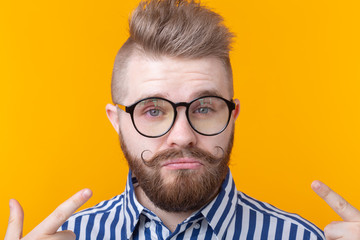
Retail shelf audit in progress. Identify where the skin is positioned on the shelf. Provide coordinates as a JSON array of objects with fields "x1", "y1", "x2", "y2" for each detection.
[
  {"x1": 312, "y1": 181, "x2": 360, "y2": 239},
  {"x1": 5, "y1": 189, "x2": 92, "y2": 240},
  {"x1": 4, "y1": 55, "x2": 360, "y2": 239},
  {"x1": 106, "y1": 54, "x2": 240, "y2": 231}
]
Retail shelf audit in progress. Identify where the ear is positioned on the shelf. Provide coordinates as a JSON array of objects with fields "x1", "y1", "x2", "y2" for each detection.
[
  {"x1": 105, "y1": 104, "x2": 120, "y2": 134},
  {"x1": 233, "y1": 99, "x2": 240, "y2": 120}
]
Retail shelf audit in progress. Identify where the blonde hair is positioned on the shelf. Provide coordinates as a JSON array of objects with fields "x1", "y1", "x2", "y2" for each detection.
[{"x1": 112, "y1": 0, "x2": 235, "y2": 103}]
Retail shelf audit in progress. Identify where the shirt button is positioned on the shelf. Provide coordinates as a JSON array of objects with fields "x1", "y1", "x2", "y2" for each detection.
[
  {"x1": 194, "y1": 223, "x2": 200, "y2": 229},
  {"x1": 145, "y1": 222, "x2": 151, "y2": 228}
]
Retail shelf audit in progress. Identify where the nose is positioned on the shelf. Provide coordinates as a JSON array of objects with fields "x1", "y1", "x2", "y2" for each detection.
[{"x1": 166, "y1": 107, "x2": 197, "y2": 148}]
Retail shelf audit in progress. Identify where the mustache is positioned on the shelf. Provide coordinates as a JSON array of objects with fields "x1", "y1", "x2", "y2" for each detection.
[{"x1": 141, "y1": 146, "x2": 226, "y2": 168}]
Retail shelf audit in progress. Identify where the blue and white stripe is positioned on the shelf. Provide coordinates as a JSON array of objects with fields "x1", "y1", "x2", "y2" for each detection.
[{"x1": 60, "y1": 170, "x2": 325, "y2": 239}]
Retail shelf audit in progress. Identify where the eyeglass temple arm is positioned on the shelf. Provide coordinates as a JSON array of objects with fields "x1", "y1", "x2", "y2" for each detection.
[{"x1": 115, "y1": 104, "x2": 126, "y2": 112}]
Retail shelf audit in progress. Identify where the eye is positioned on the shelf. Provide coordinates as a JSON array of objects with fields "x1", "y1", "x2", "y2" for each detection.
[
  {"x1": 195, "y1": 107, "x2": 210, "y2": 114},
  {"x1": 147, "y1": 108, "x2": 162, "y2": 117}
]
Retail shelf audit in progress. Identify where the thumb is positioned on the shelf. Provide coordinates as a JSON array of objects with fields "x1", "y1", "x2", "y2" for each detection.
[{"x1": 5, "y1": 199, "x2": 24, "y2": 240}]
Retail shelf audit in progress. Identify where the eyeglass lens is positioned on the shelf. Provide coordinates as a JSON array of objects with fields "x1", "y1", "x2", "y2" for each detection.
[{"x1": 132, "y1": 97, "x2": 231, "y2": 137}]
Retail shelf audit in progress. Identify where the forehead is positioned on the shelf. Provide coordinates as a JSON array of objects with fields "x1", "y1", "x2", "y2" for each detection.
[{"x1": 123, "y1": 54, "x2": 232, "y2": 104}]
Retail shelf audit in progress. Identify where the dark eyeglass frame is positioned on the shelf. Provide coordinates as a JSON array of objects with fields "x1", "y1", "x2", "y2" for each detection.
[{"x1": 115, "y1": 95, "x2": 236, "y2": 138}]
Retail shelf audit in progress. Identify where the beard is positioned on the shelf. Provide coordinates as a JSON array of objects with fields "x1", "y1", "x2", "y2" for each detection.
[{"x1": 119, "y1": 130, "x2": 234, "y2": 213}]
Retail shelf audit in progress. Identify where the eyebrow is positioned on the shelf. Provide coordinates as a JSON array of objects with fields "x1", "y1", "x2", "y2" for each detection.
[
  {"x1": 136, "y1": 89, "x2": 225, "y2": 103},
  {"x1": 138, "y1": 92, "x2": 170, "y2": 100},
  {"x1": 190, "y1": 90, "x2": 223, "y2": 99}
]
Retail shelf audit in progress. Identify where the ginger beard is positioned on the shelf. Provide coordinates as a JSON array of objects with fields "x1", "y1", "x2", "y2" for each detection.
[{"x1": 119, "y1": 130, "x2": 234, "y2": 213}]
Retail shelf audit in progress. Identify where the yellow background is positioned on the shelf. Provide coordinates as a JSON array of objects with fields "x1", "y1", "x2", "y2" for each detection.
[{"x1": 1, "y1": 0, "x2": 360, "y2": 236}]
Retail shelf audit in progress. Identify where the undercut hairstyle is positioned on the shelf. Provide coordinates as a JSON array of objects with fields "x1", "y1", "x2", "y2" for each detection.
[{"x1": 111, "y1": 0, "x2": 235, "y2": 104}]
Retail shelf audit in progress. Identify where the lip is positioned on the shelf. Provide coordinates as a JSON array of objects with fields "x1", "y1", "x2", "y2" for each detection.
[{"x1": 162, "y1": 158, "x2": 203, "y2": 170}]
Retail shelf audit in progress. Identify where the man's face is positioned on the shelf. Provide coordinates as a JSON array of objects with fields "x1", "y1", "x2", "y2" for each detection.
[{"x1": 108, "y1": 54, "x2": 240, "y2": 212}]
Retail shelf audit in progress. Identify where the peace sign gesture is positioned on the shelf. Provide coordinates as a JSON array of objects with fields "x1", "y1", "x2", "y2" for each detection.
[
  {"x1": 312, "y1": 180, "x2": 360, "y2": 239},
  {"x1": 5, "y1": 189, "x2": 92, "y2": 240}
]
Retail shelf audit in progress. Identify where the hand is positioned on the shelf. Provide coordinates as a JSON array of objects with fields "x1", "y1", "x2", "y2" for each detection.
[
  {"x1": 5, "y1": 189, "x2": 92, "y2": 240},
  {"x1": 312, "y1": 180, "x2": 360, "y2": 239}
]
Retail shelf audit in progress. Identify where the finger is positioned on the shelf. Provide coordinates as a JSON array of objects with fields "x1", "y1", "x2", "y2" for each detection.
[
  {"x1": 324, "y1": 221, "x2": 360, "y2": 240},
  {"x1": 49, "y1": 230, "x2": 77, "y2": 240},
  {"x1": 4, "y1": 199, "x2": 24, "y2": 240},
  {"x1": 311, "y1": 180, "x2": 360, "y2": 221},
  {"x1": 33, "y1": 188, "x2": 92, "y2": 235},
  {"x1": 324, "y1": 221, "x2": 345, "y2": 240}
]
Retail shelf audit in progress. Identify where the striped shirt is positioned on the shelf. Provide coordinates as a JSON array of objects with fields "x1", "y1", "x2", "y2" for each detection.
[{"x1": 60, "y1": 170, "x2": 325, "y2": 239}]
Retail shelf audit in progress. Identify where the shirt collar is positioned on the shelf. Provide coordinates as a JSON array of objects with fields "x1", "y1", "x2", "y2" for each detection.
[
  {"x1": 200, "y1": 169, "x2": 238, "y2": 239},
  {"x1": 123, "y1": 169, "x2": 238, "y2": 239},
  {"x1": 123, "y1": 171, "x2": 144, "y2": 239}
]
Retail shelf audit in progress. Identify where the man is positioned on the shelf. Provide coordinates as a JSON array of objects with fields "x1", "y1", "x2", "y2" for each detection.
[{"x1": 5, "y1": 0, "x2": 360, "y2": 239}]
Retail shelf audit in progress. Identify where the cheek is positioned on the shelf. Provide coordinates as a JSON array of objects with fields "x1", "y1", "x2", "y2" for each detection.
[
  {"x1": 119, "y1": 116, "x2": 140, "y2": 154},
  {"x1": 205, "y1": 124, "x2": 235, "y2": 151},
  {"x1": 119, "y1": 119, "x2": 163, "y2": 157},
  {"x1": 197, "y1": 134, "x2": 229, "y2": 153}
]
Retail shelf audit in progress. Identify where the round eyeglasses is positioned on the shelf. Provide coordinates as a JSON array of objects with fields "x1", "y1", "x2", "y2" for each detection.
[{"x1": 115, "y1": 96, "x2": 236, "y2": 138}]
